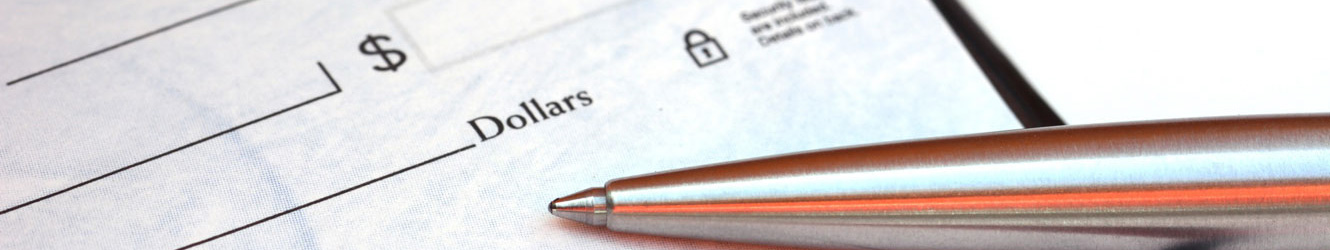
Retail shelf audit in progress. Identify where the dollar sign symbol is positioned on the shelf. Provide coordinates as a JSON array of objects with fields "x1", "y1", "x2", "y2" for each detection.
[{"x1": 359, "y1": 34, "x2": 407, "y2": 72}]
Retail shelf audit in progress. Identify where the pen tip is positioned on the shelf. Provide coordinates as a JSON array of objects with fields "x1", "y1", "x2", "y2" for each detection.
[{"x1": 549, "y1": 187, "x2": 608, "y2": 226}]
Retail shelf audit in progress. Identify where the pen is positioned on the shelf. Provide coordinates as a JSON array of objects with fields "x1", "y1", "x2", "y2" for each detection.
[{"x1": 549, "y1": 114, "x2": 1330, "y2": 249}]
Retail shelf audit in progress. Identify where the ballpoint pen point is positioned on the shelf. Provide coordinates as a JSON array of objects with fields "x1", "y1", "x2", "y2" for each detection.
[{"x1": 549, "y1": 188, "x2": 609, "y2": 226}]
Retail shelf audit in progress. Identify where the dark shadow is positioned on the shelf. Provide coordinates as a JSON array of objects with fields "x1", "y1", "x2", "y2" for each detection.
[{"x1": 932, "y1": 0, "x2": 1066, "y2": 128}]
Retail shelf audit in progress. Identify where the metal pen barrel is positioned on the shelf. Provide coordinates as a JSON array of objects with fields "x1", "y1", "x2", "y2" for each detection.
[{"x1": 551, "y1": 114, "x2": 1330, "y2": 249}]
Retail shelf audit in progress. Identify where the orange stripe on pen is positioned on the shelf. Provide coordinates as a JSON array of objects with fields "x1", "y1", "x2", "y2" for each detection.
[{"x1": 614, "y1": 183, "x2": 1330, "y2": 214}]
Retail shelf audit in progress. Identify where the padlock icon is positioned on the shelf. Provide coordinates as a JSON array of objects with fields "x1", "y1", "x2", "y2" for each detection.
[{"x1": 685, "y1": 30, "x2": 728, "y2": 68}]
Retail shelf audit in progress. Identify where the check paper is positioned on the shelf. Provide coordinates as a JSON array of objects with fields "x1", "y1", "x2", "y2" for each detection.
[{"x1": 0, "y1": 0, "x2": 1020, "y2": 248}]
